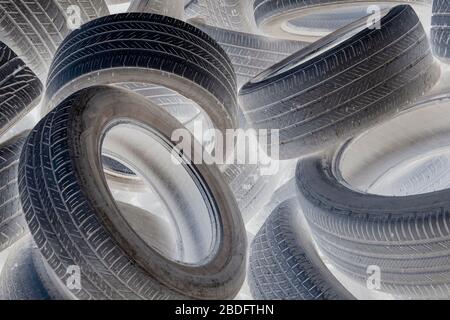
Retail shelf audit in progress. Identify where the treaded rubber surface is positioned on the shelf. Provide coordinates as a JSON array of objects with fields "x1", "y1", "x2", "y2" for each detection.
[
  {"x1": 186, "y1": 0, "x2": 257, "y2": 33},
  {"x1": 0, "y1": 132, "x2": 29, "y2": 252},
  {"x1": 431, "y1": 0, "x2": 450, "y2": 62},
  {"x1": 248, "y1": 200, "x2": 344, "y2": 300},
  {"x1": 194, "y1": 23, "x2": 307, "y2": 88},
  {"x1": 56, "y1": 0, "x2": 110, "y2": 22},
  {"x1": 296, "y1": 154, "x2": 450, "y2": 298},
  {"x1": 44, "y1": 13, "x2": 238, "y2": 130},
  {"x1": 19, "y1": 86, "x2": 246, "y2": 300},
  {"x1": 0, "y1": 42, "x2": 43, "y2": 136},
  {"x1": 19, "y1": 92, "x2": 183, "y2": 300},
  {"x1": 239, "y1": 5, "x2": 439, "y2": 159},
  {"x1": 0, "y1": 0, "x2": 69, "y2": 80}
]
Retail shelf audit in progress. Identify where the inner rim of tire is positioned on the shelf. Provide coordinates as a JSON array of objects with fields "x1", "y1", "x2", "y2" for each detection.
[
  {"x1": 101, "y1": 120, "x2": 220, "y2": 266},
  {"x1": 335, "y1": 95, "x2": 450, "y2": 196}
]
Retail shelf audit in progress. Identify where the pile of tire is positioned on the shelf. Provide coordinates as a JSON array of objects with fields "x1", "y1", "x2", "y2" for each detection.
[{"x1": 0, "y1": 0, "x2": 448, "y2": 301}]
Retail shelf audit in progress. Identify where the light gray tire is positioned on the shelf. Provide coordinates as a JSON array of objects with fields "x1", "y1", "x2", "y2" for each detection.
[
  {"x1": 431, "y1": 0, "x2": 450, "y2": 63},
  {"x1": 239, "y1": 5, "x2": 439, "y2": 160},
  {"x1": 19, "y1": 85, "x2": 246, "y2": 300},
  {"x1": 296, "y1": 95, "x2": 450, "y2": 298},
  {"x1": 192, "y1": 23, "x2": 307, "y2": 89},
  {"x1": 248, "y1": 199, "x2": 353, "y2": 300},
  {"x1": 0, "y1": 132, "x2": 30, "y2": 252},
  {"x1": 0, "y1": 237, "x2": 67, "y2": 300},
  {"x1": 56, "y1": 0, "x2": 109, "y2": 22},
  {"x1": 128, "y1": 0, "x2": 184, "y2": 19},
  {"x1": 185, "y1": 0, "x2": 258, "y2": 34},
  {"x1": 0, "y1": 0, "x2": 70, "y2": 80},
  {"x1": 254, "y1": 0, "x2": 431, "y2": 41},
  {"x1": 0, "y1": 42, "x2": 43, "y2": 137},
  {"x1": 43, "y1": 13, "x2": 239, "y2": 155}
]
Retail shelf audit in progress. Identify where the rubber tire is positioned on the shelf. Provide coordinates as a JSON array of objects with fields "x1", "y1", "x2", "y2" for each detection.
[
  {"x1": 128, "y1": 0, "x2": 184, "y2": 19},
  {"x1": 19, "y1": 85, "x2": 246, "y2": 300},
  {"x1": 0, "y1": 201, "x2": 176, "y2": 300},
  {"x1": 248, "y1": 199, "x2": 352, "y2": 300},
  {"x1": 254, "y1": 0, "x2": 431, "y2": 41},
  {"x1": 43, "y1": 13, "x2": 238, "y2": 140},
  {"x1": 0, "y1": 132, "x2": 30, "y2": 253},
  {"x1": 0, "y1": 237, "x2": 67, "y2": 300},
  {"x1": 295, "y1": 145, "x2": 450, "y2": 299},
  {"x1": 185, "y1": 0, "x2": 258, "y2": 34},
  {"x1": 0, "y1": 0, "x2": 70, "y2": 80},
  {"x1": 0, "y1": 42, "x2": 43, "y2": 137},
  {"x1": 192, "y1": 23, "x2": 307, "y2": 89},
  {"x1": 431, "y1": 0, "x2": 450, "y2": 63},
  {"x1": 56, "y1": 0, "x2": 110, "y2": 22},
  {"x1": 239, "y1": 5, "x2": 439, "y2": 160}
]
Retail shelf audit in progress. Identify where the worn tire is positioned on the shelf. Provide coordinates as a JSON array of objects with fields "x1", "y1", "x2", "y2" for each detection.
[
  {"x1": 0, "y1": 237, "x2": 68, "y2": 300},
  {"x1": 185, "y1": 0, "x2": 258, "y2": 33},
  {"x1": 193, "y1": 23, "x2": 307, "y2": 88},
  {"x1": 0, "y1": 0, "x2": 70, "y2": 80},
  {"x1": 19, "y1": 85, "x2": 246, "y2": 300},
  {"x1": 295, "y1": 94, "x2": 450, "y2": 298},
  {"x1": 56, "y1": 0, "x2": 109, "y2": 22},
  {"x1": 254, "y1": 0, "x2": 431, "y2": 41},
  {"x1": 239, "y1": 5, "x2": 439, "y2": 160},
  {"x1": 0, "y1": 132, "x2": 30, "y2": 252},
  {"x1": 431, "y1": 0, "x2": 450, "y2": 63},
  {"x1": 128, "y1": 0, "x2": 184, "y2": 19},
  {"x1": 43, "y1": 13, "x2": 238, "y2": 149},
  {"x1": 248, "y1": 199, "x2": 352, "y2": 300},
  {"x1": 0, "y1": 42, "x2": 43, "y2": 137}
]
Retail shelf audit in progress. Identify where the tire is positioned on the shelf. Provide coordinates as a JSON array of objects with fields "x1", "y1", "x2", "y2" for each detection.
[
  {"x1": 43, "y1": 13, "x2": 239, "y2": 153},
  {"x1": 239, "y1": 5, "x2": 440, "y2": 160},
  {"x1": 0, "y1": 0, "x2": 70, "y2": 80},
  {"x1": 192, "y1": 23, "x2": 307, "y2": 88},
  {"x1": 0, "y1": 42, "x2": 43, "y2": 137},
  {"x1": 0, "y1": 237, "x2": 67, "y2": 300},
  {"x1": 19, "y1": 85, "x2": 246, "y2": 300},
  {"x1": 253, "y1": 0, "x2": 431, "y2": 41},
  {"x1": 248, "y1": 199, "x2": 353, "y2": 300},
  {"x1": 0, "y1": 201, "x2": 176, "y2": 300},
  {"x1": 185, "y1": 0, "x2": 258, "y2": 34},
  {"x1": 128, "y1": 0, "x2": 184, "y2": 19},
  {"x1": 56, "y1": 0, "x2": 109, "y2": 22},
  {"x1": 295, "y1": 94, "x2": 450, "y2": 298},
  {"x1": 0, "y1": 132, "x2": 30, "y2": 253},
  {"x1": 222, "y1": 164, "x2": 268, "y2": 222},
  {"x1": 431, "y1": 0, "x2": 450, "y2": 63}
]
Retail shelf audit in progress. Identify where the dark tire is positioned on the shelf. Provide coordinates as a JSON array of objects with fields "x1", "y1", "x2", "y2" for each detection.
[
  {"x1": 192, "y1": 23, "x2": 307, "y2": 88},
  {"x1": 253, "y1": 0, "x2": 431, "y2": 41},
  {"x1": 0, "y1": 0, "x2": 70, "y2": 80},
  {"x1": 0, "y1": 42, "x2": 43, "y2": 137},
  {"x1": 431, "y1": 0, "x2": 450, "y2": 63},
  {"x1": 56, "y1": 0, "x2": 110, "y2": 22},
  {"x1": 44, "y1": 13, "x2": 239, "y2": 143},
  {"x1": 128, "y1": 0, "x2": 184, "y2": 19},
  {"x1": 0, "y1": 132, "x2": 30, "y2": 252},
  {"x1": 19, "y1": 86, "x2": 246, "y2": 300},
  {"x1": 295, "y1": 93, "x2": 450, "y2": 298},
  {"x1": 239, "y1": 5, "x2": 439, "y2": 160},
  {"x1": 185, "y1": 0, "x2": 258, "y2": 33},
  {"x1": 248, "y1": 199, "x2": 353, "y2": 300}
]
